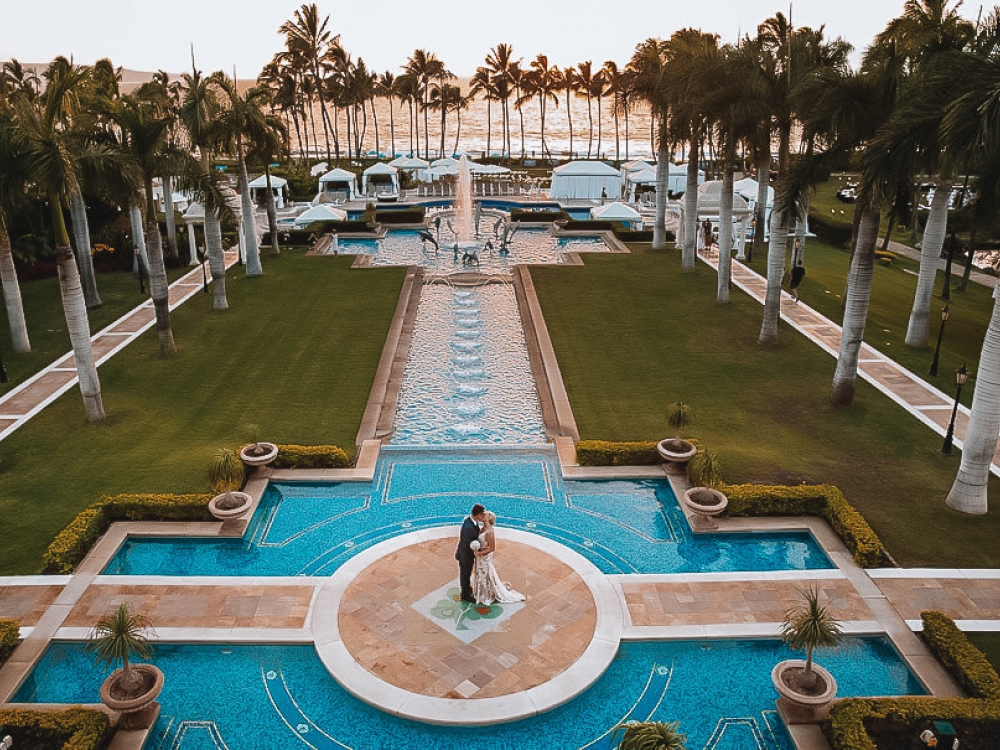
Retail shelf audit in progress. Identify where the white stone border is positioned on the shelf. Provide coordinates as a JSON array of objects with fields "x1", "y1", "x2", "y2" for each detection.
[{"x1": 311, "y1": 526, "x2": 625, "y2": 725}]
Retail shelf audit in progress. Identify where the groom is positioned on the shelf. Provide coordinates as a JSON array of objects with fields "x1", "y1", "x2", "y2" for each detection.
[{"x1": 455, "y1": 503, "x2": 486, "y2": 604}]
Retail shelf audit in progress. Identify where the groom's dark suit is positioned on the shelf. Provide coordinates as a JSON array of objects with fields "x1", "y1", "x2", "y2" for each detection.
[{"x1": 455, "y1": 516, "x2": 480, "y2": 602}]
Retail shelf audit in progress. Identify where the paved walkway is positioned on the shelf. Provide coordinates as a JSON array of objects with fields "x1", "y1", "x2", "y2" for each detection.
[
  {"x1": 0, "y1": 250, "x2": 239, "y2": 442},
  {"x1": 698, "y1": 248, "x2": 1000, "y2": 473}
]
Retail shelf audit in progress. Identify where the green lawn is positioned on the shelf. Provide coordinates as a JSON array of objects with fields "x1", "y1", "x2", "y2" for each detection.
[
  {"x1": 968, "y1": 633, "x2": 1000, "y2": 674},
  {"x1": 531, "y1": 248, "x2": 1000, "y2": 569},
  {"x1": 810, "y1": 176, "x2": 919, "y2": 246},
  {"x1": 0, "y1": 250, "x2": 405, "y2": 574},
  {"x1": 0, "y1": 266, "x2": 187, "y2": 395},
  {"x1": 744, "y1": 238, "x2": 994, "y2": 407}
]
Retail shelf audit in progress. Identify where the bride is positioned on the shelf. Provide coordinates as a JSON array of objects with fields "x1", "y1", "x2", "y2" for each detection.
[{"x1": 474, "y1": 511, "x2": 526, "y2": 605}]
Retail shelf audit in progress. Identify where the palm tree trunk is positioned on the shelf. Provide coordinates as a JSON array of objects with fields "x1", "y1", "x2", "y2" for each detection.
[
  {"x1": 238, "y1": 152, "x2": 262, "y2": 277},
  {"x1": 143, "y1": 186, "x2": 176, "y2": 356},
  {"x1": 70, "y1": 189, "x2": 102, "y2": 309},
  {"x1": 794, "y1": 195, "x2": 810, "y2": 263},
  {"x1": 162, "y1": 175, "x2": 178, "y2": 260},
  {"x1": 751, "y1": 154, "x2": 770, "y2": 262},
  {"x1": 51, "y1": 196, "x2": 104, "y2": 422},
  {"x1": 758, "y1": 208, "x2": 788, "y2": 344},
  {"x1": 204, "y1": 209, "x2": 228, "y2": 310},
  {"x1": 946, "y1": 287, "x2": 1000, "y2": 515},
  {"x1": 682, "y1": 139, "x2": 700, "y2": 272},
  {"x1": 0, "y1": 221, "x2": 30, "y2": 352},
  {"x1": 652, "y1": 135, "x2": 670, "y2": 251},
  {"x1": 264, "y1": 165, "x2": 280, "y2": 255},
  {"x1": 717, "y1": 163, "x2": 734, "y2": 303},
  {"x1": 129, "y1": 204, "x2": 149, "y2": 284},
  {"x1": 905, "y1": 181, "x2": 952, "y2": 346},
  {"x1": 831, "y1": 209, "x2": 879, "y2": 405},
  {"x1": 586, "y1": 96, "x2": 593, "y2": 159},
  {"x1": 388, "y1": 99, "x2": 396, "y2": 158},
  {"x1": 565, "y1": 90, "x2": 574, "y2": 157}
]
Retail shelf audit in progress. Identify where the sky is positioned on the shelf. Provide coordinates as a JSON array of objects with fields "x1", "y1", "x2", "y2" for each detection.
[{"x1": 2, "y1": 0, "x2": 984, "y2": 78}]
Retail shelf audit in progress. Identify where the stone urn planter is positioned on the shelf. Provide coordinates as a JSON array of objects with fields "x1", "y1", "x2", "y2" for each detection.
[
  {"x1": 100, "y1": 664, "x2": 164, "y2": 727},
  {"x1": 657, "y1": 438, "x2": 697, "y2": 473},
  {"x1": 208, "y1": 490, "x2": 253, "y2": 520},
  {"x1": 239, "y1": 441, "x2": 279, "y2": 466},
  {"x1": 682, "y1": 486, "x2": 729, "y2": 530},
  {"x1": 771, "y1": 660, "x2": 838, "y2": 723}
]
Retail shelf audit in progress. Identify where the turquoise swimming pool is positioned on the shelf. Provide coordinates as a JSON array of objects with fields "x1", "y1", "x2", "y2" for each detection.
[
  {"x1": 103, "y1": 448, "x2": 832, "y2": 576},
  {"x1": 14, "y1": 637, "x2": 924, "y2": 750}
]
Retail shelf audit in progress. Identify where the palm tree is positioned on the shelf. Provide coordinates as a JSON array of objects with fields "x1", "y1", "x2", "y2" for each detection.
[
  {"x1": 10, "y1": 60, "x2": 126, "y2": 421},
  {"x1": 469, "y1": 66, "x2": 496, "y2": 156},
  {"x1": 484, "y1": 44, "x2": 518, "y2": 157},
  {"x1": 86, "y1": 602, "x2": 154, "y2": 692},
  {"x1": 575, "y1": 61, "x2": 599, "y2": 159},
  {"x1": 528, "y1": 55, "x2": 560, "y2": 160},
  {"x1": 395, "y1": 73, "x2": 420, "y2": 157},
  {"x1": 179, "y1": 61, "x2": 229, "y2": 310},
  {"x1": 0, "y1": 110, "x2": 30, "y2": 353},
  {"x1": 615, "y1": 721, "x2": 687, "y2": 749},
  {"x1": 508, "y1": 62, "x2": 528, "y2": 159},
  {"x1": 279, "y1": 3, "x2": 337, "y2": 160},
  {"x1": 405, "y1": 50, "x2": 449, "y2": 159},
  {"x1": 780, "y1": 587, "x2": 842, "y2": 690},
  {"x1": 603, "y1": 60, "x2": 625, "y2": 162},
  {"x1": 557, "y1": 66, "x2": 580, "y2": 158},
  {"x1": 377, "y1": 71, "x2": 398, "y2": 157},
  {"x1": 430, "y1": 83, "x2": 465, "y2": 157}
]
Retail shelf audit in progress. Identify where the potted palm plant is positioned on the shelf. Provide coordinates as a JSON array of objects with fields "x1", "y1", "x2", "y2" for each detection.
[
  {"x1": 682, "y1": 450, "x2": 728, "y2": 530},
  {"x1": 614, "y1": 720, "x2": 687, "y2": 749},
  {"x1": 657, "y1": 402, "x2": 697, "y2": 471},
  {"x1": 88, "y1": 602, "x2": 163, "y2": 728},
  {"x1": 238, "y1": 424, "x2": 278, "y2": 466},
  {"x1": 772, "y1": 587, "x2": 842, "y2": 723},
  {"x1": 207, "y1": 447, "x2": 252, "y2": 520}
]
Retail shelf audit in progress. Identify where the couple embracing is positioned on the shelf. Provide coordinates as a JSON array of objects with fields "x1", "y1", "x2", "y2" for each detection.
[{"x1": 455, "y1": 504, "x2": 526, "y2": 606}]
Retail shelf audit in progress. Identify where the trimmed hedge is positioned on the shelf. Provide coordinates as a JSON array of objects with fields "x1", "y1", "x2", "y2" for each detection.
[
  {"x1": 576, "y1": 440, "x2": 660, "y2": 466},
  {"x1": 301, "y1": 220, "x2": 374, "y2": 234},
  {"x1": 0, "y1": 707, "x2": 110, "y2": 750},
  {"x1": 564, "y1": 220, "x2": 617, "y2": 232},
  {"x1": 922, "y1": 611, "x2": 1000, "y2": 700},
  {"x1": 724, "y1": 483, "x2": 885, "y2": 567},
  {"x1": 273, "y1": 444, "x2": 350, "y2": 469},
  {"x1": 376, "y1": 206, "x2": 425, "y2": 224},
  {"x1": 510, "y1": 209, "x2": 569, "y2": 223},
  {"x1": 825, "y1": 612, "x2": 1000, "y2": 749},
  {"x1": 0, "y1": 618, "x2": 18, "y2": 665},
  {"x1": 43, "y1": 493, "x2": 212, "y2": 574},
  {"x1": 808, "y1": 210, "x2": 854, "y2": 248}
]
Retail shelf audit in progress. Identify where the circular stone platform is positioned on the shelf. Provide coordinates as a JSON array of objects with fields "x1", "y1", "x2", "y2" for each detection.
[{"x1": 311, "y1": 527, "x2": 623, "y2": 725}]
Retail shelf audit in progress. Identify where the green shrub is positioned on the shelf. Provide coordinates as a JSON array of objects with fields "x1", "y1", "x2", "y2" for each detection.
[
  {"x1": 724, "y1": 483, "x2": 885, "y2": 567},
  {"x1": 0, "y1": 618, "x2": 18, "y2": 665},
  {"x1": 922, "y1": 611, "x2": 1000, "y2": 700},
  {"x1": 808, "y1": 211, "x2": 854, "y2": 247},
  {"x1": 510, "y1": 209, "x2": 569, "y2": 223},
  {"x1": 273, "y1": 444, "x2": 350, "y2": 469},
  {"x1": 827, "y1": 697, "x2": 1000, "y2": 750},
  {"x1": 43, "y1": 493, "x2": 212, "y2": 574},
  {"x1": 261, "y1": 229, "x2": 314, "y2": 246},
  {"x1": 376, "y1": 206, "x2": 425, "y2": 224},
  {"x1": 0, "y1": 707, "x2": 110, "y2": 750},
  {"x1": 575, "y1": 440, "x2": 660, "y2": 466},
  {"x1": 564, "y1": 220, "x2": 616, "y2": 232},
  {"x1": 302, "y1": 220, "x2": 374, "y2": 234}
]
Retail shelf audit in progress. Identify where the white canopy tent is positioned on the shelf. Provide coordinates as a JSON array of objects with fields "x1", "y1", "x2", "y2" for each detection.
[
  {"x1": 248, "y1": 174, "x2": 288, "y2": 209},
  {"x1": 361, "y1": 162, "x2": 400, "y2": 196},
  {"x1": 624, "y1": 167, "x2": 658, "y2": 202},
  {"x1": 549, "y1": 160, "x2": 622, "y2": 200},
  {"x1": 294, "y1": 204, "x2": 348, "y2": 228},
  {"x1": 317, "y1": 168, "x2": 358, "y2": 203},
  {"x1": 733, "y1": 177, "x2": 774, "y2": 231},
  {"x1": 591, "y1": 201, "x2": 642, "y2": 229},
  {"x1": 676, "y1": 181, "x2": 752, "y2": 258},
  {"x1": 669, "y1": 163, "x2": 705, "y2": 195}
]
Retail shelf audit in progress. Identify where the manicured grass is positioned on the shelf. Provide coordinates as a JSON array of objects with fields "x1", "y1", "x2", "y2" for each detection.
[
  {"x1": 810, "y1": 176, "x2": 918, "y2": 246},
  {"x1": 968, "y1": 633, "x2": 1000, "y2": 674},
  {"x1": 531, "y1": 248, "x2": 1000, "y2": 568},
  {"x1": 0, "y1": 250, "x2": 405, "y2": 574},
  {"x1": 743, "y1": 238, "x2": 994, "y2": 408},
  {"x1": 0, "y1": 266, "x2": 187, "y2": 395}
]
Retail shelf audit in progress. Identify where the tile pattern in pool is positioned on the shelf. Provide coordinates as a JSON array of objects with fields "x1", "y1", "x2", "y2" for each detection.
[
  {"x1": 15, "y1": 637, "x2": 925, "y2": 750},
  {"x1": 332, "y1": 228, "x2": 610, "y2": 272},
  {"x1": 103, "y1": 447, "x2": 831, "y2": 576}
]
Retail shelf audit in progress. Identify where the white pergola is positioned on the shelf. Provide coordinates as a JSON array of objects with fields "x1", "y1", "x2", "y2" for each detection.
[
  {"x1": 248, "y1": 174, "x2": 288, "y2": 209},
  {"x1": 181, "y1": 191, "x2": 246, "y2": 267},
  {"x1": 677, "y1": 181, "x2": 752, "y2": 259}
]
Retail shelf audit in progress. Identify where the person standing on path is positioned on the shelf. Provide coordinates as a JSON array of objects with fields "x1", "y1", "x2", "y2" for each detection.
[
  {"x1": 790, "y1": 259, "x2": 806, "y2": 303},
  {"x1": 455, "y1": 504, "x2": 487, "y2": 604}
]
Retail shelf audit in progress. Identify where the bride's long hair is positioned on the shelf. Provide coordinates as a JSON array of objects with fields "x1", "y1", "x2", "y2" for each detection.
[{"x1": 484, "y1": 511, "x2": 496, "y2": 528}]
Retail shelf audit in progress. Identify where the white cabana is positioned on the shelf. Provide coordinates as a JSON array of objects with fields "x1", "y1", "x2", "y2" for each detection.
[
  {"x1": 591, "y1": 201, "x2": 642, "y2": 229},
  {"x1": 316, "y1": 168, "x2": 358, "y2": 203},
  {"x1": 733, "y1": 177, "x2": 775, "y2": 218},
  {"x1": 248, "y1": 174, "x2": 287, "y2": 209},
  {"x1": 310, "y1": 161, "x2": 329, "y2": 176},
  {"x1": 361, "y1": 162, "x2": 400, "y2": 196},
  {"x1": 294, "y1": 204, "x2": 348, "y2": 228},
  {"x1": 389, "y1": 156, "x2": 430, "y2": 171},
  {"x1": 623, "y1": 167, "x2": 658, "y2": 202},
  {"x1": 670, "y1": 163, "x2": 705, "y2": 195},
  {"x1": 679, "y1": 180, "x2": 752, "y2": 258},
  {"x1": 470, "y1": 163, "x2": 511, "y2": 175},
  {"x1": 549, "y1": 160, "x2": 622, "y2": 200}
]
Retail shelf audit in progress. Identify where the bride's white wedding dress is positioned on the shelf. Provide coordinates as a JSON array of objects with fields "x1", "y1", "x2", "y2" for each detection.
[{"x1": 474, "y1": 531, "x2": 526, "y2": 606}]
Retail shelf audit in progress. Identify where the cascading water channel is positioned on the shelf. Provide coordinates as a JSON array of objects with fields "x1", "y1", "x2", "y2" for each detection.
[{"x1": 392, "y1": 281, "x2": 546, "y2": 445}]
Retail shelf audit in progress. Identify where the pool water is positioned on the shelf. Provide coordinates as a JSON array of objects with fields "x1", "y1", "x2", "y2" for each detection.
[
  {"x1": 103, "y1": 447, "x2": 832, "y2": 576},
  {"x1": 332, "y1": 228, "x2": 610, "y2": 272},
  {"x1": 15, "y1": 637, "x2": 924, "y2": 750},
  {"x1": 393, "y1": 284, "x2": 547, "y2": 445}
]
